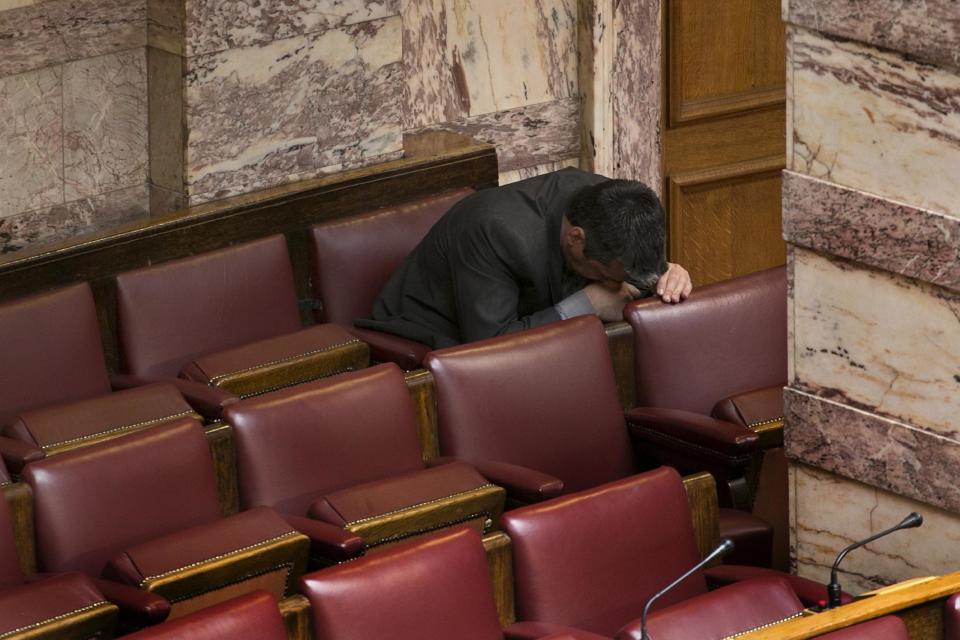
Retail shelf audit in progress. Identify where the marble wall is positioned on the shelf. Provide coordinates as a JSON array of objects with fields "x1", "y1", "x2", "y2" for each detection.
[{"x1": 783, "y1": 0, "x2": 960, "y2": 591}]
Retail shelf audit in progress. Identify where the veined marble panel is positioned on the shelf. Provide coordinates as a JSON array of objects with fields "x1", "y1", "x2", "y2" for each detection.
[
  {"x1": 401, "y1": 0, "x2": 465, "y2": 130},
  {"x1": 0, "y1": 0, "x2": 147, "y2": 78},
  {"x1": 784, "y1": 0, "x2": 960, "y2": 71},
  {"x1": 611, "y1": 0, "x2": 660, "y2": 187},
  {"x1": 788, "y1": 27, "x2": 960, "y2": 218},
  {"x1": 411, "y1": 97, "x2": 579, "y2": 173},
  {"x1": 184, "y1": 0, "x2": 399, "y2": 57},
  {"x1": 792, "y1": 463, "x2": 960, "y2": 593},
  {"x1": 63, "y1": 50, "x2": 149, "y2": 202},
  {"x1": 499, "y1": 158, "x2": 579, "y2": 185},
  {"x1": 0, "y1": 65, "x2": 62, "y2": 220},
  {"x1": 404, "y1": 0, "x2": 576, "y2": 122},
  {"x1": 786, "y1": 388, "x2": 960, "y2": 514},
  {"x1": 0, "y1": 184, "x2": 150, "y2": 254},
  {"x1": 184, "y1": 17, "x2": 402, "y2": 204},
  {"x1": 792, "y1": 248, "x2": 960, "y2": 437},
  {"x1": 783, "y1": 171, "x2": 960, "y2": 293}
]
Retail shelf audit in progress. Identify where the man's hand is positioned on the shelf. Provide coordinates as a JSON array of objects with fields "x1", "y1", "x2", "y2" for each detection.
[
  {"x1": 584, "y1": 281, "x2": 642, "y2": 322},
  {"x1": 656, "y1": 263, "x2": 692, "y2": 303}
]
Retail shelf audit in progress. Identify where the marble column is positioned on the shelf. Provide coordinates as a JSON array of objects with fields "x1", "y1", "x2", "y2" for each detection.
[{"x1": 782, "y1": 0, "x2": 960, "y2": 592}]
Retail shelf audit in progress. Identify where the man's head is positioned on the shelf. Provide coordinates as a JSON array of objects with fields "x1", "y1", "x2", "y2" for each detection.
[{"x1": 561, "y1": 179, "x2": 667, "y2": 295}]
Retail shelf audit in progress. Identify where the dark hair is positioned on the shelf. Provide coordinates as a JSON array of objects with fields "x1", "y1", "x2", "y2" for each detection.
[{"x1": 567, "y1": 179, "x2": 667, "y2": 293}]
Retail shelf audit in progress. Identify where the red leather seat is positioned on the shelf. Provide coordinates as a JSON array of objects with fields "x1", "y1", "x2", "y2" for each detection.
[
  {"x1": 115, "y1": 235, "x2": 369, "y2": 407},
  {"x1": 22, "y1": 418, "x2": 309, "y2": 625},
  {"x1": 225, "y1": 363, "x2": 504, "y2": 562},
  {"x1": 816, "y1": 616, "x2": 908, "y2": 639},
  {"x1": 947, "y1": 593, "x2": 960, "y2": 640},
  {"x1": 0, "y1": 283, "x2": 201, "y2": 474},
  {"x1": 300, "y1": 526, "x2": 606, "y2": 640},
  {"x1": 0, "y1": 474, "x2": 118, "y2": 639},
  {"x1": 500, "y1": 468, "x2": 820, "y2": 639},
  {"x1": 124, "y1": 591, "x2": 286, "y2": 640},
  {"x1": 423, "y1": 315, "x2": 768, "y2": 558},
  {"x1": 310, "y1": 189, "x2": 473, "y2": 369},
  {"x1": 625, "y1": 266, "x2": 788, "y2": 567}
]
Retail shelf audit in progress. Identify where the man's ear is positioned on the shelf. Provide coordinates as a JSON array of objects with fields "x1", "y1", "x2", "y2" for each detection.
[{"x1": 565, "y1": 225, "x2": 586, "y2": 249}]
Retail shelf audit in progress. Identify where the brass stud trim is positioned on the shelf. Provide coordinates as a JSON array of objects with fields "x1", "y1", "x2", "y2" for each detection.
[
  {"x1": 342, "y1": 484, "x2": 498, "y2": 527},
  {"x1": 721, "y1": 610, "x2": 807, "y2": 638},
  {"x1": 42, "y1": 410, "x2": 200, "y2": 451},
  {"x1": 0, "y1": 601, "x2": 111, "y2": 639},
  {"x1": 747, "y1": 417, "x2": 784, "y2": 429},
  {"x1": 206, "y1": 339, "x2": 364, "y2": 384}
]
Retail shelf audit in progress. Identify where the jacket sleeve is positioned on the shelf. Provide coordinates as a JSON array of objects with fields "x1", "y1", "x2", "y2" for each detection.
[{"x1": 448, "y1": 220, "x2": 567, "y2": 342}]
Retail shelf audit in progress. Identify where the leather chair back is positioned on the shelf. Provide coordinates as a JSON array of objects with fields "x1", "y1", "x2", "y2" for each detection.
[
  {"x1": 225, "y1": 363, "x2": 425, "y2": 515},
  {"x1": 23, "y1": 418, "x2": 222, "y2": 575},
  {"x1": 0, "y1": 488, "x2": 25, "y2": 589},
  {"x1": 425, "y1": 316, "x2": 635, "y2": 493},
  {"x1": 0, "y1": 283, "x2": 111, "y2": 426},
  {"x1": 116, "y1": 235, "x2": 303, "y2": 377},
  {"x1": 501, "y1": 467, "x2": 705, "y2": 637},
  {"x1": 125, "y1": 591, "x2": 286, "y2": 640},
  {"x1": 300, "y1": 526, "x2": 503, "y2": 640},
  {"x1": 310, "y1": 189, "x2": 473, "y2": 324},
  {"x1": 625, "y1": 266, "x2": 787, "y2": 414}
]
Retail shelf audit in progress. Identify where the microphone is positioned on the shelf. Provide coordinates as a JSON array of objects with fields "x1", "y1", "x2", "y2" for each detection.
[
  {"x1": 826, "y1": 511, "x2": 923, "y2": 609},
  {"x1": 640, "y1": 538, "x2": 735, "y2": 640}
]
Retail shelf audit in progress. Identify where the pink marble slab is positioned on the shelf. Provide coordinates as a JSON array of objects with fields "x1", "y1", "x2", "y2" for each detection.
[
  {"x1": 785, "y1": 387, "x2": 960, "y2": 515},
  {"x1": 0, "y1": 0, "x2": 147, "y2": 78},
  {"x1": 784, "y1": 0, "x2": 960, "y2": 71},
  {"x1": 409, "y1": 97, "x2": 580, "y2": 173},
  {"x1": 783, "y1": 171, "x2": 960, "y2": 293}
]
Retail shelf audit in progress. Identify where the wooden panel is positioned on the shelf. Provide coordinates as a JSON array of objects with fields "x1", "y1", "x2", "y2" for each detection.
[
  {"x1": 663, "y1": 108, "x2": 786, "y2": 176},
  {"x1": 668, "y1": 0, "x2": 785, "y2": 124},
  {"x1": 3, "y1": 482, "x2": 35, "y2": 577},
  {"x1": 405, "y1": 369, "x2": 440, "y2": 462},
  {"x1": 682, "y1": 471, "x2": 721, "y2": 562},
  {"x1": 482, "y1": 531, "x2": 515, "y2": 628},
  {"x1": 668, "y1": 156, "x2": 786, "y2": 286}
]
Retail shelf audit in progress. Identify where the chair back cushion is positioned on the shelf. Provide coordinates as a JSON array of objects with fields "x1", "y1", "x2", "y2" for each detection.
[
  {"x1": 501, "y1": 467, "x2": 705, "y2": 636},
  {"x1": 425, "y1": 316, "x2": 635, "y2": 493},
  {"x1": 300, "y1": 527, "x2": 503, "y2": 640},
  {"x1": 631, "y1": 576, "x2": 803, "y2": 640},
  {"x1": 818, "y1": 616, "x2": 909, "y2": 639},
  {"x1": 116, "y1": 235, "x2": 302, "y2": 376},
  {"x1": 23, "y1": 418, "x2": 222, "y2": 575},
  {"x1": 0, "y1": 572, "x2": 116, "y2": 639},
  {"x1": 125, "y1": 591, "x2": 286, "y2": 640},
  {"x1": 625, "y1": 266, "x2": 787, "y2": 414},
  {"x1": 226, "y1": 363, "x2": 424, "y2": 515},
  {"x1": 0, "y1": 283, "x2": 110, "y2": 426},
  {"x1": 310, "y1": 189, "x2": 473, "y2": 324}
]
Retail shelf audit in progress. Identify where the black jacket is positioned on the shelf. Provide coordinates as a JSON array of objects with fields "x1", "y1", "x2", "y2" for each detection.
[{"x1": 356, "y1": 168, "x2": 606, "y2": 348}]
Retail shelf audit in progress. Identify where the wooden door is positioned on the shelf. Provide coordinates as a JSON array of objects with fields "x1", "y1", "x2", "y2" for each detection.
[{"x1": 662, "y1": 0, "x2": 786, "y2": 286}]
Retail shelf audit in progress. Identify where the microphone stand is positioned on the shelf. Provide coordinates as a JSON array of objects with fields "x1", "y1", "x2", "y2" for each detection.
[
  {"x1": 640, "y1": 538, "x2": 735, "y2": 640},
  {"x1": 826, "y1": 512, "x2": 923, "y2": 609}
]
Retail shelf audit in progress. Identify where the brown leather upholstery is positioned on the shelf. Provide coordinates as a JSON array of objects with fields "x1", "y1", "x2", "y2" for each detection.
[
  {"x1": 5, "y1": 383, "x2": 196, "y2": 457},
  {"x1": 501, "y1": 468, "x2": 705, "y2": 637},
  {"x1": 625, "y1": 266, "x2": 787, "y2": 414},
  {"x1": 300, "y1": 527, "x2": 504, "y2": 640},
  {"x1": 506, "y1": 625, "x2": 613, "y2": 640},
  {"x1": 425, "y1": 316, "x2": 636, "y2": 494},
  {"x1": 310, "y1": 189, "x2": 472, "y2": 369},
  {"x1": 0, "y1": 573, "x2": 117, "y2": 640},
  {"x1": 227, "y1": 364, "x2": 425, "y2": 516},
  {"x1": 24, "y1": 418, "x2": 223, "y2": 576},
  {"x1": 116, "y1": 235, "x2": 303, "y2": 377},
  {"x1": 818, "y1": 616, "x2": 909, "y2": 639},
  {"x1": 124, "y1": 591, "x2": 286, "y2": 640},
  {"x1": 227, "y1": 364, "x2": 503, "y2": 551},
  {"x1": 712, "y1": 385, "x2": 784, "y2": 431},
  {"x1": 947, "y1": 593, "x2": 960, "y2": 640},
  {"x1": 632, "y1": 576, "x2": 803, "y2": 640},
  {"x1": 0, "y1": 283, "x2": 110, "y2": 427},
  {"x1": 703, "y1": 564, "x2": 842, "y2": 609}
]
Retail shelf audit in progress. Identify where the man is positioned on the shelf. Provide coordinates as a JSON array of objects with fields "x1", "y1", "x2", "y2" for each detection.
[{"x1": 356, "y1": 167, "x2": 692, "y2": 349}]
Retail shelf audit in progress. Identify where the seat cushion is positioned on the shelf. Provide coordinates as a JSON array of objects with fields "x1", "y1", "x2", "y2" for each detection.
[
  {"x1": 104, "y1": 506, "x2": 308, "y2": 619},
  {"x1": 5, "y1": 383, "x2": 196, "y2": 455},
  {"x1": 300, "y1": 527, "x2": 504, "y2": 640},
  {"x1": 310, "y1": 462, "x2": 504, "y2": 547},
  {"x1": 0, "y1": 283, "x2": 111, "y2": 427},
  {"x1": 818, "y1": 616, "x2": 909, "y2": 639},
  {"x1": 0, "y1": 572, "x2": 117, "y2": 639},
  {"x1": 621, "y1": 576, "x2": 804, "y2": 640},
  {"x1": 124, "y1": 591, "x2": 286, "y2": 640},
  {"x1": 718, "y1": 507, "x2": 774, "y2": 568},
  {"x1": 348, "y1": 326, "x2": 430, "y2": 371},
  {"x1": 180, "y1": 323, "x2": 370, "y2": 398}
]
